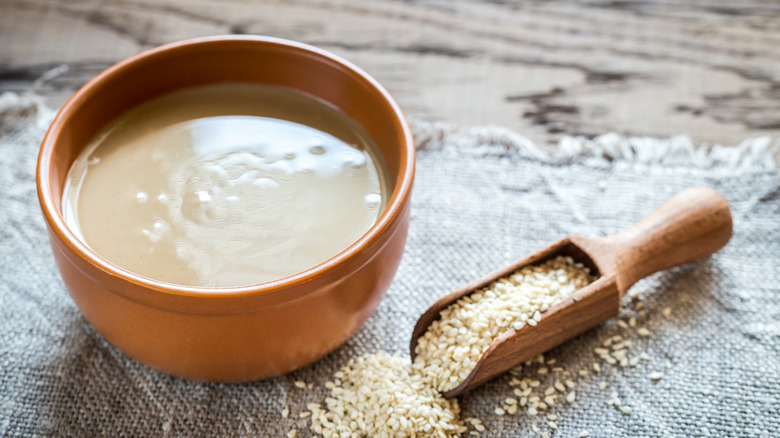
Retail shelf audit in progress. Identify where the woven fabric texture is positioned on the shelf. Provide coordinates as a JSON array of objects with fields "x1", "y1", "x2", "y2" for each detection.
[{"x1": 1, "y1": 93, "x2": 778, "y2": 437}]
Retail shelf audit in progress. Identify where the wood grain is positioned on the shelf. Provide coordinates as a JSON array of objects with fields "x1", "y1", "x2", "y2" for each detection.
[{"x1": 2, "y1": 0, "x2": 779, "y2": 146}]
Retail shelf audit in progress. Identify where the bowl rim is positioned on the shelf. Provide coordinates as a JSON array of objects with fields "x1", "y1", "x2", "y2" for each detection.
[{"x1": 36, "y1": 35, "x2": 415, "y2": 304}]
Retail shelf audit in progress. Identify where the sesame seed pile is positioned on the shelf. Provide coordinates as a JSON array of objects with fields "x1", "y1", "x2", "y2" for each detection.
[
  {"x1": 306, "y1": 351, "x2": 467, "y2": 437},
  {"x1": 413, "y1": 256, "x2": 594, "y2": 392}
]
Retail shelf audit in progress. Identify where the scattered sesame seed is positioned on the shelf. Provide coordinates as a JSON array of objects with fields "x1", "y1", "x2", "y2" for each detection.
[
  {"x1": 548, "y1": 421, "x2": 558, "y2": 430},
  {"x1": 649, "y1": 372, "x2": 664, "y2": 381},
  {"x1": 617, "y1": 320, "x2": 629, "y2": 330},
  {"x1": 635, "y1": 301, "x2": 645, "y2": 311},
  {"x1": 494, "y1": 407, "x2": 505, "y2": 416},
  {"x1": 293, "y1": 381, "x2": 306, "y2": 389},
  {"x1": 287, "y1": 429, "x2": 297, "y2": 438},
  {"x1": 662, "y1": 307, "x2": 672, "y2": 317},
  {"x1": 281, "y1": 408, "x2": 289, "y2": 418},
  {"x1": 599, "y1": 381, "x2": 607, "y2": 391},
  {"x1": 565, "y1": 380, "x2": 576, "y2": 389},
  {"x1": 637, "y1": 327, "x2": 652, "y2": 337},
  {"x1": 628, "y1": 317, "x2": 637, "y2": 328},
  {"x1": 579, "y1": 431, "x2": 591, "y2": 437},
  {"x1": 593, "y1": 362, "x2": 601, "y2": 373},
  {"x1": 620, "y1": 406, "x2": 632, "y2": 415},
  {"x1": 640, "y1": 352, "x2": 651, "y2": 361},
  {"x1": 547, "y1": 413, "x2": 558, "y2": 421},
  {"x1": 566, "y1": 391, "x2": 576, "y2": 403}
]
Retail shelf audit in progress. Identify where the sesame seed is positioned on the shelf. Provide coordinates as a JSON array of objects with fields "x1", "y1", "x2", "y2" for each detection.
[
  {"x1": 287, "y1": 430, "x2": 297, "y2": 438},
  {"x1": 649, "y1": 372, "x2": 664, "y2": 381},
  {"x1": 494, "y1": 407, "x2": 505, "y2": 416},
  {"x1": 620, "y1": 406, "x2": 632, "y2": 415},
  {"x1": 293, "y1": 381, "x2": 306, "y2": 389},
  {"x1": 637, "y1": 327, "x2": 652, "y2": 337},
  {"x1": 566, "y1": 391, "x2": 576, "y2": 403},
  {"x1": 579, "y1": 431, "x2": 591, "y2": 437},
  {"x1": 548, "y1": 421, "x2": 558, "y2": 430},
  {"x1": 663, "y1": 307, "x2": 672, "y2": 317}
]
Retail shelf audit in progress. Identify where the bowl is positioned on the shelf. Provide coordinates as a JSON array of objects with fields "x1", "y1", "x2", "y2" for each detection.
[{"x1": 36, "y1": 35, "x2": 414, "y2": 382}]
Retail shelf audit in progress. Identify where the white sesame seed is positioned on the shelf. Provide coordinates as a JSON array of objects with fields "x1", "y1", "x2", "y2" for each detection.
[
  {"x1": 620, "y1": 406, "x2": 632, "y2": 415},
  {"x1": 548, "y1": 421, "x2": 558, "y2": 430},
  {"x1": 599, "y1": 381, "x2": 607, "y2": 391},
  {"x1": 566, "y1": 391, "x2": 576, "y2": 403},
  {"x1": 649, "y1": 372, "x2": 664, "y2": 381},
  {"x1": 281, "y1": 408, "x2": 289, "y2": 418},
  {"x1": 662, "y1": 307, "x2": 672, "y2": 317},
  {"x1": 494, "y1": 407, "x2": 505, "y2": 416},
  {"x1": 579, "y1": 431, "x2": 591, "y2": 437},
  {"x1": 637, "y1": 327, "x2": 652, "y2": 337},
  {"x1": 628, "y1": 317, "x2": 637, "y2": 328},
  {"x1": 635, "y1": 301, "x2": 645, "y2": 311},
  {"x1": 294, "y1": 381, "x2": 307, "y2": 389},
  {"x1": 287, "y1": 430, "x2": 297, "y2": 438}
]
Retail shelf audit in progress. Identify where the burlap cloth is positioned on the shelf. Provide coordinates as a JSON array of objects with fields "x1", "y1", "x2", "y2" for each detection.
[{"x1": 1, "y1": 92, "x2": 778, "y2": 437}]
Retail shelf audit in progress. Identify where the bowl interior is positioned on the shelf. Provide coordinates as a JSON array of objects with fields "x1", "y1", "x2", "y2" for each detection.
[{"x1": 39, "y1": 36, "x2": 413, "y2": 299}]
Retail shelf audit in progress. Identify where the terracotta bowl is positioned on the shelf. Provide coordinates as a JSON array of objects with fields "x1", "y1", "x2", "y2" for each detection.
[{"x1": 36, "y1": 36, "x2": 414, "y2": 382}]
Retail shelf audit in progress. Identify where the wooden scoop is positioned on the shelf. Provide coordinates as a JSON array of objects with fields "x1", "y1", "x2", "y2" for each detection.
[{"x1": 410, "y1": 187, "x2": 732, "y2": 398}]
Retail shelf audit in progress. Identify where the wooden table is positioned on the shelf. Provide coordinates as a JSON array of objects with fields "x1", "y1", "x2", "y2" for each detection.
[{"x1": 2, "y1": 0, "x2": 779, "y2": 146}]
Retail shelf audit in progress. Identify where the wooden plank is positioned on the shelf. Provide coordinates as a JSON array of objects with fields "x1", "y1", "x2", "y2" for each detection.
[{"x1": 1, "y1": 0, "x2": 778, "y2": 146}]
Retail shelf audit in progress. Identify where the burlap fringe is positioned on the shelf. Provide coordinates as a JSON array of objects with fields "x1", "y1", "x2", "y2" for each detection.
[{"x1": 411, "y1": 118, "x2": 780, "y2": 173}]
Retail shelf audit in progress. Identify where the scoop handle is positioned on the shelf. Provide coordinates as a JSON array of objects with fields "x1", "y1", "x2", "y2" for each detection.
[{"x1": 579, "y1": 187, "x2": 733, "y2": 296}]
